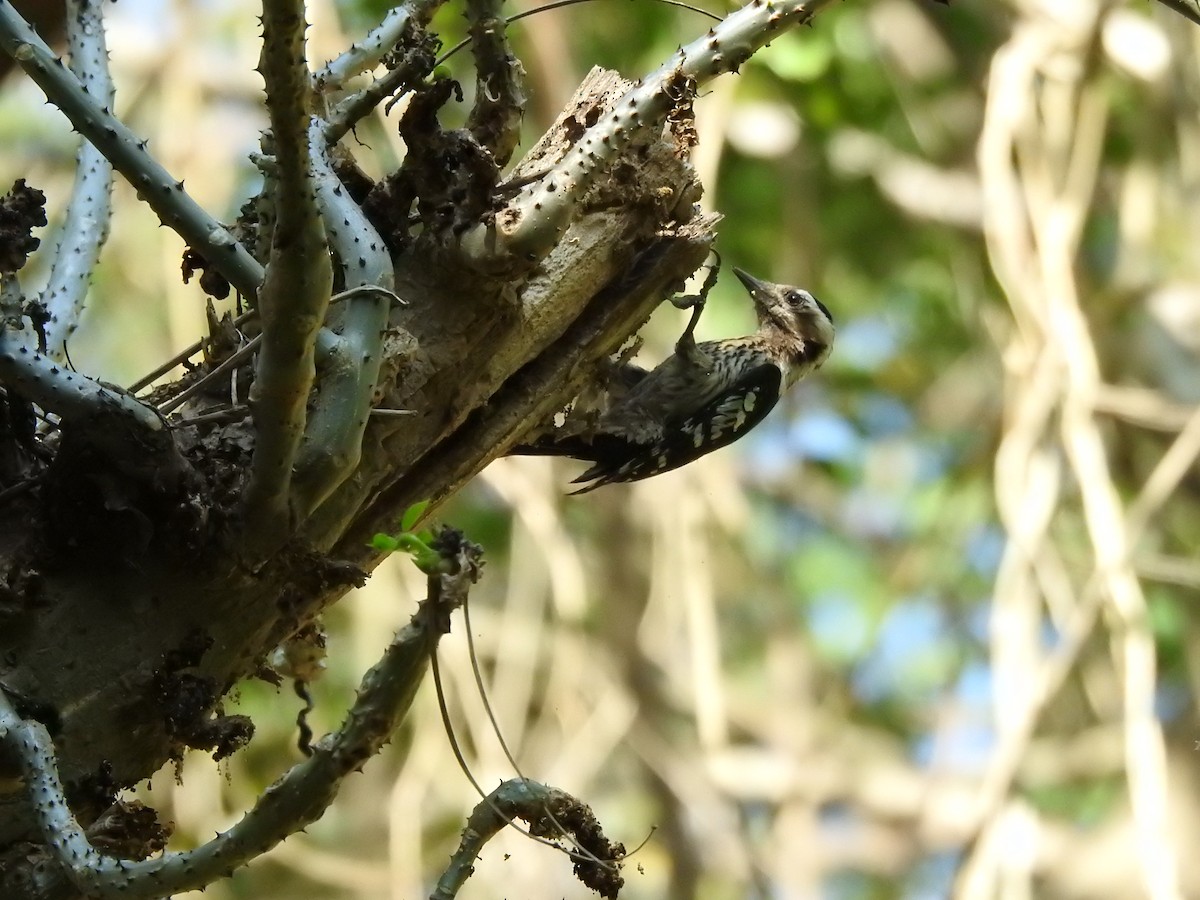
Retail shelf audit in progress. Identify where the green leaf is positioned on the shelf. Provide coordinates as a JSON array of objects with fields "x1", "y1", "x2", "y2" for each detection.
[
  {"x1": 401, "y1": 499, "x2": 431, "y2": 533},
  {"x1": 371, "y1": 533, "x2": 400, "y2": 552},
  {"x1": 411, "y1": 549, "x2": 443, "y2": 576}
]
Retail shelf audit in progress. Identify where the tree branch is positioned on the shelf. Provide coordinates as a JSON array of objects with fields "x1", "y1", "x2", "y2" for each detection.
[
  {"x1": 0, "y1": 339, "x2": 163, "y2": 435},
  {"x1": 1154, "y1": 0, "x2": 1200, "y2": 27},
  {"x1": 431, "y1": 779, "x2": 625, "y2": 900},
  {"x1": 456, "y1": 0, "x2": 837, "y2": 270},
  {"x1": 314, "y1": 0, "x2": 447, "y2": 92},
  {"x1": 242, "y1": 0, "x2": 333, "y2": 549},
  {"x1": 322, "y1": 21, "x2": 440, "y2": 144},
  {"x1": 0, "y1": 532, "x2": 480, "y2": 900},
  {"x1": 38, "y1": 0, "x2": 114, "y2": 363},
  {"x1": 293, "y1": 119, "x2": 400, "y2": 514},
  {"x1": 464, "y1": 0, "x2": 527, "y2": 168},
  {"x1": 0, "y1": 0, "x2": 263, "y2": 299}
]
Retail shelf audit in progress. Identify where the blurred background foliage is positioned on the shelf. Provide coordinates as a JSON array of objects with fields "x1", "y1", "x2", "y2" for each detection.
[{"x1": 3, "y1": 0, "x2": 1200, "y2": 897}]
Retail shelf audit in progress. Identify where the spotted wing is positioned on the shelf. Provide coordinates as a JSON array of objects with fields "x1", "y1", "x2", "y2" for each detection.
[{"x1": 569, "y1": 363, "x2": 783, "y2": 493}]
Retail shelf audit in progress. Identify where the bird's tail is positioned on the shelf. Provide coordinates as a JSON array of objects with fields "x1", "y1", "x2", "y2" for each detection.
[
  {"x1": 508, "y1": 432, "x2": 615, "y2": 462},
  {"x1": 510, "y1": 433, "x2": 657, "y2": 494}
]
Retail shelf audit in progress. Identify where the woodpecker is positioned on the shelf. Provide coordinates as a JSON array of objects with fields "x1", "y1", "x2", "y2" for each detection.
[{"x1": 516, "y1": 266, "x2": 835, "y2": 493}]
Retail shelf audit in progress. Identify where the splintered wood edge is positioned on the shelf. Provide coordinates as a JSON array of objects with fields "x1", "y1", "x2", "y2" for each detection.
[{"x1": 508, "y1": 67, "x2": 632, "y2": 179}]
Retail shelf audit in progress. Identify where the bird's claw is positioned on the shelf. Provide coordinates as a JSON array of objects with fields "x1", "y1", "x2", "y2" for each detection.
[{"x1": 668, "y1": 249, "x2": 722, "y2": 311}]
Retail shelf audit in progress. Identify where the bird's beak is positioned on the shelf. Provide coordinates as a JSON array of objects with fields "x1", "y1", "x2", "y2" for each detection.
[{"x1": 733, "y1": 267, "x2": 767, "y2": 297}]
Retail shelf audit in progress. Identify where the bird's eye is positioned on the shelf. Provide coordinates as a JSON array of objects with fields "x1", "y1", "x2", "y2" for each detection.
[{"x1": 789, "y1": 290, "x2": 833, "y2": 324}]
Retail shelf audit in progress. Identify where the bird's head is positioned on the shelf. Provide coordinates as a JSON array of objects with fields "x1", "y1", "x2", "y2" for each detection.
[{"x1": 733, "y1": 268, "x2": 835, "y2": 367}]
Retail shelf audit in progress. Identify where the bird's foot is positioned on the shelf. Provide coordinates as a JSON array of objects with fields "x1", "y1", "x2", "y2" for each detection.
[{"x1": 671, "y1": 250, "x2": 721, "y2": 355}]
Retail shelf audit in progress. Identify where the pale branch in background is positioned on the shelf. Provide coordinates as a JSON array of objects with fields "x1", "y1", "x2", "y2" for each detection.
[
  {"x1": 961, "y1": 6, "x2": 1186, "y2": 895},
  {"x1": 38, "y1": 0, "x2": 113, "y2": 362},
  {"x1": 456, "y1": 0, "x2": 837, "y2": 270},
  {"x1": 1092, "y1": 383, "x2": 1198, "y2": 433},
  {"x1": 0, "y1": 0, "x2": 263, "y2": 299},
  {"x1": 242, "y1": 0, "x2": 333, "y2": 548}
]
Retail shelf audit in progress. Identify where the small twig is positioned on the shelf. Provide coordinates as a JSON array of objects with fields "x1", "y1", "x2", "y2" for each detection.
[
  {"x1": 430, "y1": 602, "x2": 618, "y2": 877},
  {"x1": 1154, "y1": 0, "x2": 1200, "y2": 28},
  {"x1": 131, "y1": 280, "x2": 395, "y2": 398},
  {"x1": 462, "y1": 600, "x2": 525, "y2": 776},
  {"x1": 369, "y1": 407, "x2": 417, "y2": 418},
  {"x1": 430, "y1": 778, "x2": 625, "y2": 900},
  {"x1": 156, "y1": 335, "x2": 261, "y2": 416},
  {"x1": 173, "y1": 406, "x2": 250, "y2": 427},
  {"x1": 127, "y1": 309, "x2": 257, "y2": 395},
  {"x1": 461, "y1": 596, "x2": 620, "y2": 861}
]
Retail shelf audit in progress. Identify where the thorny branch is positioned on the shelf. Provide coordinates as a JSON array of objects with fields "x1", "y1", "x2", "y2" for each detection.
[
  {"x1": 242, "y1": 0, "x2": 333, "y2": 549},
  {"x1": 0, "y1": 0, "x2": 263, "y2": 298},
  {"x1": 314, "y1": 0, "x2": 447, "y2": 92},
  {"x1": 0, "y1": 530, "x2": 480, "y2": 900},
  {"x1": 455, "y1": 0, "x2": 837, "y2": 271},
  {"x1": 38, "y1": 0, "x2": 114, "y2": 362},
  {"x1": 292, "y1": 118, "x2": 400, "y2": 515},
  {"x1": 431, "y1": 779, "x2": 625, "y2": 900}
]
